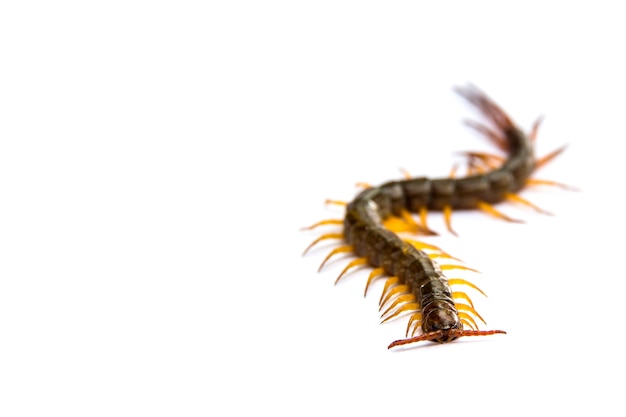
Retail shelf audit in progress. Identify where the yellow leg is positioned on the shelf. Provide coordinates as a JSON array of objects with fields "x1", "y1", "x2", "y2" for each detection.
[
  {"x1": 529, "y1": 116, "x2": 543, "y2": 143},
  {"x1": 302, "y1": 233, "x2": 344, "y2": 256},
  {"x1": 300, "y1": 218, "x2": 343, "y2": 231},
  {"x1": 355, "y1": 181, "x2": 372, "y2": 189},
  {"x1": 448, "y1": 278, "x2": 487, "y2": 297},
  {"x1": 406, "y1": 312, "x2": 423, "y2": 337},
  {"x1": 452, "y1": 291, "x2": 475, "y2": 309},
  {"x1": 317, "y1": 245, "x2": 353, "y2": 272},
  {"x1": 403, "y1": 238, "x2": 456, "y2": 260},
  {"x1": 456, "y1": 303, "x2": 486, "y2": 325},
  {"x1": 380, "y1": 294, "x2": 416, "y2": 320},
  {"x1": 379, "y1": 285, "x2": 410, "y2": 309},
  {"x1": 459, "y1": 312, "x2": 478, "y2": 330},
  {"x1": 419, "y1": 207, "x2": 429, "y2": 232},
  {"x1": 534, "y1": 145, "x2": 567, "y2": 171},
  {"x1": 505, "y1": 192, "x2": 553, "y2": 215},
  {"x1": 334, "y1": 258, "x2": 367, "y2": 285},
  {"x1": 443, "y1": 204, "x2": 457, "y2": 236},
  {"x1": 440, "y1": 264, "x2": 480, "y2": 274},
  {"x1": 381, "y1": 302, "x2": 419, "y2": 324},
  {"x1": 324, "y1": 199, "x2": 347, "y2": 206},
  {"x1": 364, "y1": 268, "x2": 385, "y2": 297},
  {"x1": 477, "y1": 201, "x2": 524, "y2": 223},
  {"x1": 525, "y1": 178, "x2": 579, "y2": 191},
  {"x1": 378, "y1": 276, "x2": 400, "y2": 306}
]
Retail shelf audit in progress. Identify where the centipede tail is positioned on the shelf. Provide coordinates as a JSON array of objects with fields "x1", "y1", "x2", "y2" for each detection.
[{"x1": 303, "y1": 85, "x2": 568, "y2": 349}]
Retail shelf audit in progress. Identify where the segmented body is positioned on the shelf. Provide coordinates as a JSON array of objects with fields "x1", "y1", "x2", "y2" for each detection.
[
  {"x1": 372, "y1": 124, "x2": 533, "y2": 212},
  {"x1": 305, "y1": 85, "x2": 564, "y2": 348}
]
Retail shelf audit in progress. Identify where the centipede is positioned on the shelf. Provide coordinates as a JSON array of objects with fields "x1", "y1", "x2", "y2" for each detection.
[{"x1": 302, "y1": 85, "x2": 571, "y2": 349}]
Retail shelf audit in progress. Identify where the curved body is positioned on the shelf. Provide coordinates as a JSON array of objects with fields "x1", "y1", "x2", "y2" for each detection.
[
  {"x1": 304, "y1": 85, "x2": 557, "y2": 348},
  {"x1": 346, "y1": 87, "x2": 534, "y2": 344}
]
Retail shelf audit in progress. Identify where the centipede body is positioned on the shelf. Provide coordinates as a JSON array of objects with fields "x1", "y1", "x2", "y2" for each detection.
[{"x1": 303, "y1": 85, "x2": 567, "y2": 349}]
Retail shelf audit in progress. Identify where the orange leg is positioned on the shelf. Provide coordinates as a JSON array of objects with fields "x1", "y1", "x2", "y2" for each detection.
[
  {"x1": 448, "y1": 278, "x2": 487, "y2": 297},
  {"x1": 405, "y1": 312, "x2": 423, "y2": 337},
  {"x1": 300, "y1": 219, "x2": 343, "y2": 231},
  {"x1": 443, "y1": 204, "x2": 457, "y2": 236},
  {"x1": 378, "y1": 276, "x2": 400, "y2": 306},
  {"x1": 440, "y1": 264, "x2": 480, "y2": 274},
  {"x1": 456, "y1": 302, "x2": 486, "y2": 325},
  {"x1": 380, "y1": 294, "x2": 417, "y2": 322},
  {"x1": 452, "y1": 291, "x2": 475, "y2": 309},
  {"x1": 302, "y1": 233, "x2": 344, "y2": 256},
  {"x1": 477, "y1": 201, "x2": 524, "y2": 223},
  {"x1": 379, "y1": 285, "x2": 410, "y2": 309},
  {"x1": 505, "y1": 192, "x2": 553, "y2": 215},
  {"x1": 334, "y1": 258, "x2": 368, "y2": 285},
  {"x1": 380, "y1": 302, "x2": 419, "y2": 324},
  {"x1": 317, "y1": 245, "x2": 353, "y2": 272},
  {"x1": 364, "y1": 268, "x2": 385, "y2": 297}
]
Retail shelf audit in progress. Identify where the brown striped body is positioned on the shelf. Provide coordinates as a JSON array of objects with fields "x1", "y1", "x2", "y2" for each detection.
[
  {"x1": 345, "y1": 86, "x2": 533, "y2": 343},
  {"x1": 303, "y1": 85, "x2": 566, "y2": 348}
]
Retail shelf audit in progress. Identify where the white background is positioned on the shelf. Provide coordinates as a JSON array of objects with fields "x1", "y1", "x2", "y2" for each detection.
[{"x1": 1, "y1": 1, "x2": 624, "y2": 416}]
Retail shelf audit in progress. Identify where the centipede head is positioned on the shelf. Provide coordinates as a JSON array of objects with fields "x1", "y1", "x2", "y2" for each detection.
[
  {"x1": 422, "y1": 304, "x2": 463, "y2": 343},
  {"x1": 387, "y1": 301, "x2": 506, "y2": 349}
]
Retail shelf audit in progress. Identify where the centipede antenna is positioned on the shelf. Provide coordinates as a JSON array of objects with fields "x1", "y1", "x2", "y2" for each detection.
[
  {"x1": 388, "y1": 329, "x2": 506, "y2": 349},
  {"x1": 455, "y1": 329, "x2": 506, "y2": 338},
  {"x1": 388, "y1": 330, "x2": 446, "y2": 348}
]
